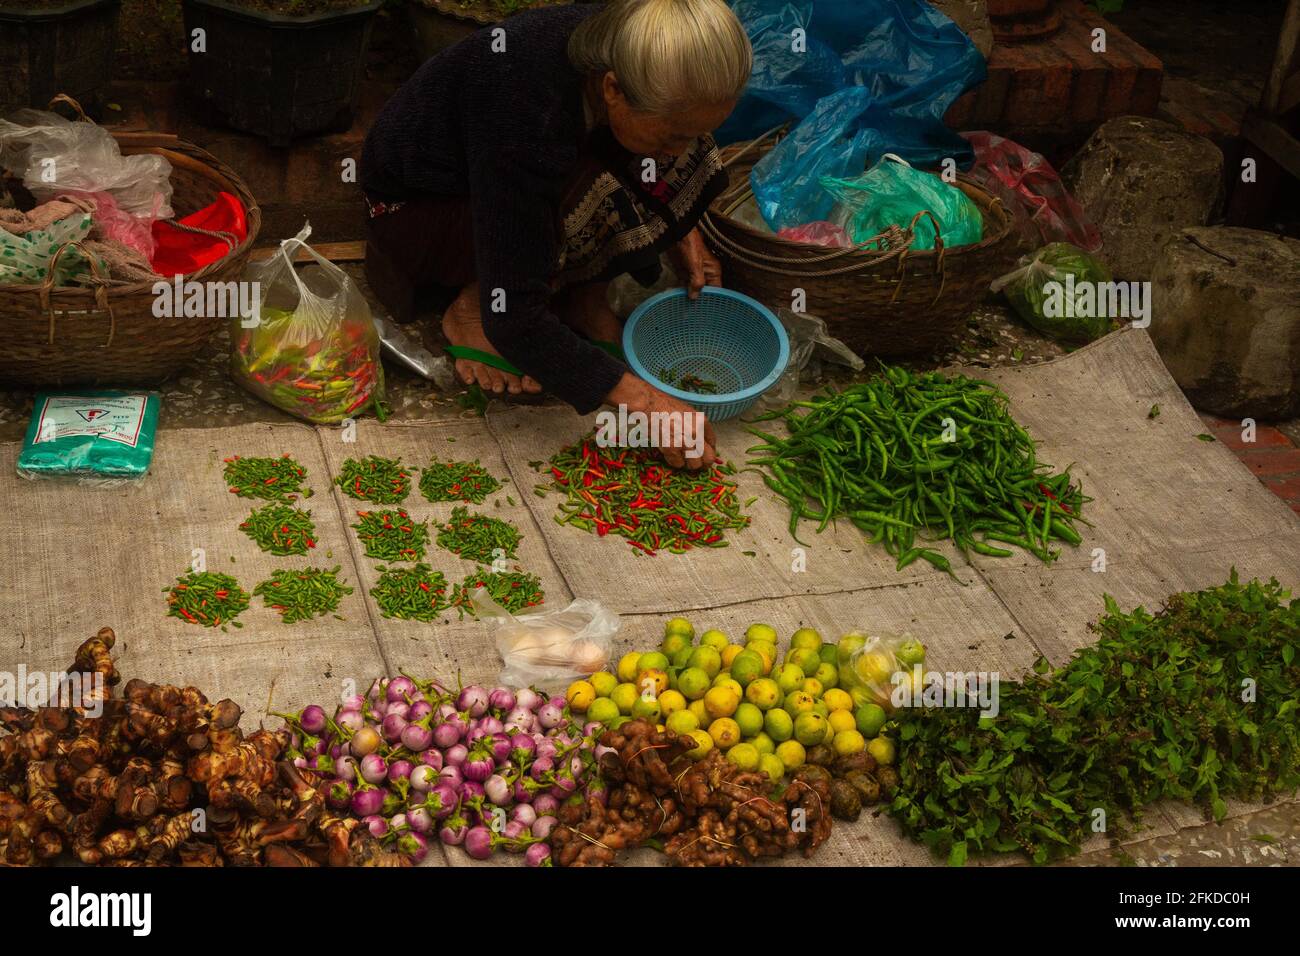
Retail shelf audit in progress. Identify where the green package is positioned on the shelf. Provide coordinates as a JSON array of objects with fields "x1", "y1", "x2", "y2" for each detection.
[
  {"x1": 820, "y1": 158, "x2": 984, "y2": 251},
  {"x1": 992, "y1": 243, "x2": 1115, "y2": 344},
  {"x1": 17, "y1": 390, "x2": 161, "y2": 482}
]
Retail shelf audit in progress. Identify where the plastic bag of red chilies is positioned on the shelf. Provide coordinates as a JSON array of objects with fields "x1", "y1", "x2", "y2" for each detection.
[
  {"x1": 231, "y1": 222, "x2": 386, "y2": 424},
  {"x1": 960, "y1": 131, "x2": 1102, "y2": 253}
]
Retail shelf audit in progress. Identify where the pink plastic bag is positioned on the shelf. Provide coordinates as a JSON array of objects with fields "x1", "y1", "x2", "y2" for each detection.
[
  {"x1": 961, "y1": 131, "x2": 1101, "y2": 253},
  {"x1": 776, "y1": 220, "x2": 853, "y2": 247},
  {"x1": 62, "y1": 190, "x2": 158, "y2": 261}
]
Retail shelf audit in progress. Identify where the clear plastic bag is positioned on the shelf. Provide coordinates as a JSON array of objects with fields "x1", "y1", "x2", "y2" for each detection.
[
  {"x1": 17, "y1": 390, "x2": 161, "y2": 485},
  {"x1": 776, "y1": 220, "x2": 852, "y2": 247},
  {"x1": 821, "y1": 155, "x2": 984, "y2": 251},
  {"x1": 990, "y1": 242, "x2": 1114, "y2": 344},
  {"x1": 758, "y1": 307, "x2": 865, "y2": 408},
  {"x1": 473, "y1": 593, "x2": 618, "y2": 690},
  {"x1": 835, "y1": 631, "x2": 928, "y2": 714},
  {"x1": 231, "y1": 223, "x2": 386, "y2": 424},
  {"x1": 0, "y1": 109, "x2": 173, "y2": 220}
]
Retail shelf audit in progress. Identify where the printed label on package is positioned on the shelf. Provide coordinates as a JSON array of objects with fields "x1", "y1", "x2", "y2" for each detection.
[{"x1": 33, "y1": 394, "x2": 149, "y2": 447}]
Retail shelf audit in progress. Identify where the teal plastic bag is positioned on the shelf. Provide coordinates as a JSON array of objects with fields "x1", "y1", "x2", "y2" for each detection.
[
  {"x1": 819, "y1": 157, "x2": 983, "y2": 251},
  {"x1": 17, "y1": 390, "x2": 160, "y2": 483},
  {"x1": 990, "y1": 243, "x2": 1115, "y2": 344}
]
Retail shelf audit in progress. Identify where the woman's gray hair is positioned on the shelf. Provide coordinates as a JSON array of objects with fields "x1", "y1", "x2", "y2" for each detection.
[{"x1": 568, "y1": 0, "x2": 752, "y2": 114}]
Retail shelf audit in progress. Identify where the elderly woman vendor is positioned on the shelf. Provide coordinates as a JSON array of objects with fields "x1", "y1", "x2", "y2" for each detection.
[{"x1": 361, "y1": 0, "x2": 752, "y2": 467}]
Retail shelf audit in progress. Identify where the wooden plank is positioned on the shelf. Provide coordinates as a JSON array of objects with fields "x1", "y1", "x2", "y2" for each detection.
[
  {"x1": 1240, "y1": 111, "x2": 1300, "y2": 181},
  {"x1": 1262, "y1": 0, "x2": 1300, "y2": 113},
  {"x1": 250, "y1": 240, "x2": 367, "y2": 263}
]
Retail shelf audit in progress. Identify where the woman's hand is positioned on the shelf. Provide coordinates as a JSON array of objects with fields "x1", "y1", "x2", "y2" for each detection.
[
  {"x1": 605, "y1": 372, "x2": 717, "y2": 470},
  {"x1": 670, "y1": 228, "x2": 723, "y2": 299}
]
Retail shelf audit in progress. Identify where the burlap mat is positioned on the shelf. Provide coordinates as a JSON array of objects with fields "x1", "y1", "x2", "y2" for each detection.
[{"x1": 0, "y1": 328, "x2": 1295, "y2": 867}]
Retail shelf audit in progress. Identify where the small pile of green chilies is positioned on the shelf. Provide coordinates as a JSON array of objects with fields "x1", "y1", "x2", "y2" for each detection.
[
  {"x1": 254, "y1": 566, "x2": 353, "y2": 623},
  {"x1": 222, "y1": 454, "x2": 313, "y2": 502},
  {"x1": 352, "y1": 509, "x2": 429, "y2": 561},
  {"x1": 452, "y1": 567, "x2": 544, "y2": 617},
  {"x1": 419, "y1": 458, "x2": 501, "y2": 504},
  {"x1": 371, "y1": 563, "x2": 451, "y2": 621},
  {"x1": 337, "y1": 455, "x2": 411, "y2": 503},
  {"x1": 164, "y1": 571, "x2": 250, "y2": 628},
  {"x1": 436, "y1": 506, "x2": 521, "y2": 563},
  {"x1": 747, "y1": 366, "x2": 1089, "y2": 574},
  {"x1": 240, "y1": 503, "x2": 318, "y2": 555}
]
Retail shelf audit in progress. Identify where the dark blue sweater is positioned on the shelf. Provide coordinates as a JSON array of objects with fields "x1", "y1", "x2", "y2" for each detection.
[{"x1": 361, "y1": 6, "x2": 625, "y2": 413}]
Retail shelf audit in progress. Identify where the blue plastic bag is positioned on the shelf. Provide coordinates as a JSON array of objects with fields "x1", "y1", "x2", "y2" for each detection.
[{"x1": 727, "y1": 0, "x2": 986, "y2": 231}]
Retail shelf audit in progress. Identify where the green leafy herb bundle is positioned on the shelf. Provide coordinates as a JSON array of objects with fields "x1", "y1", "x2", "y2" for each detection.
[{"x1": 888, "y1": 573, "x2": 1300, "y2": 865}]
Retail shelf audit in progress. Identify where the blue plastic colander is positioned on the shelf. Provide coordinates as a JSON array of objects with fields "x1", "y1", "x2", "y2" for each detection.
[{"x1": 622, "y1": 288, "x2": 790, "y2": 421}]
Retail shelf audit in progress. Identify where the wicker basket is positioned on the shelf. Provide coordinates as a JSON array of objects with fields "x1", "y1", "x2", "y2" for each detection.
[
  {"x1": 0, "y1": 106, "x2": 261, "y2": 388},
  {"x1": 699, "y1": 134, "x2": 1016, "y2": 358}
]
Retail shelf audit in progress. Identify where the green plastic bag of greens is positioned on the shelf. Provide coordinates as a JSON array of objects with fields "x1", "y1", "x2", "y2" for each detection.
[
  {"x1": 17, "y1": 390, "x2": 160, "y2": 483},
  {"x1": 819, "y1": 155, "x2": 983, "y2": 251},
  {"x1": 991, "y1": 242, "x2": 1114, "y2": 344}
]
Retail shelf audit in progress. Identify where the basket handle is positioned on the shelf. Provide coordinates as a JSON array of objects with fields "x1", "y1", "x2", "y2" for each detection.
[
  {"x1": 699, "y1": 211, "x2": 914, "y2": 277},
  {"x1": 40, "y1": 241, "x2": 116, "y2": 348},
  {"x1": 46, "y1": 94, "x2": 91, "y2": 123}
]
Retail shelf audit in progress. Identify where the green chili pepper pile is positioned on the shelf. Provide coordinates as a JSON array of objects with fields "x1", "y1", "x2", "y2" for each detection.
[
  {"x1": 352, "y1": 509, "x2": 429, "y2": 561},
  {"x1": 254, "y1": 566, "x2": 353, "y2": 623},
  {"x1": 239, "y1": 503, "x2": 319, "y2": 555},
  {"x1": 370, "y1": 563, "x2": 451, "y2": 621},
  {"x1": 658, "y1": 367, "x2": 720, "y2": 395},
  {"x1": 452, "y1": 567, "x2": 545, "y2": 617},
  {"x1": 436, "y1": 506, "x2": 522, "y2": 563},
  {"x1": 336, "y1": 455, "x2": 411, "y2": 503},
  {"x1": 222, "y1": 454, "x2": 313, "y2": 502},
  {"x1": 539, "y1": 435, "x2": 750, "y2": 556},
  {"x1": 163, "y1": 571, "x2": 250, "y2": 628},
  {"x1": 748, "y1": 366, "x2": 1088, "y2": 574},
  {"x1": 419, "y1": 458, "x2": 501, "y2": 504}
]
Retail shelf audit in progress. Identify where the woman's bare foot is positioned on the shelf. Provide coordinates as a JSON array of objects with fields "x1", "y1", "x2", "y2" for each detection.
[
  {"x1": 555, "y1": 281, "x2": 624, "y2": 344},
  {"x1": 441, "y1": 284, "x2": 542, "y2": 395}
]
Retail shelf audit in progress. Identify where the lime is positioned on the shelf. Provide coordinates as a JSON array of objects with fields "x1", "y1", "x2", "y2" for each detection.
[
  {"x1": 744, "y1": 623, "x2": 778, "y2": 645},
  {"x1": 855, "y1": 650, "x2": 895, "y2": 686},
  {"x1": 734, "y1": 702, "x2": 764, "y2": 737},
  {"x1": 616, "y1": 652, "x2": 641, "y2": 683},
  {"x1": 837, "y1": 632, "x2": 868, "y2": 665},
  {"x1": 775, "y1": 739, "x2": 806, "y2": 771},
  {"x1": 793, "y1": 711, "x2": 828, "y2": 747},
  {"x1": 721, "y1": 644, "x2": 745, "y2": 669},
  {"x1": 818, "y1": 643, "x2": 839, "y2": 666},
  {"x1": 790, "y1": 627, "x2": 822, "y2": 653},
  {"x1": 822, "y1": 688, "x2": 852, "y2": 712},
  {"x1": 730, "y1": 651, "x2": 765, "y2": 687},
  {"x1": 783, "y1": 690, "x2": 815, "y2": 714},
  {"x1": 745, "y1": 677, "x2": 781, "y2": 710},
  {"x1": 773, "y1": 663, "x2": 805, "y2": 694},
  {"x1": 688, "y1": 699, "x2": 710, "y2": 726},
  {"x1": 855, "y1": 702, "x2": 888, "y2": 738},
  {"x1": 685, "y1": 729, "x2": 713, "y2": 759},
  {"x1": 589, "y1": 671, "x2": 618, "y2": 698},
  {"x1": 670, "y1": 646, "x2": 695, "y2": 670},
  {"x1": 699, "y1": 629, "x2": 730, "y2": 653},
  {"x1": 867, "y1": 737, "x2": 895, "y2": 766},
  {"x1": 686, "y1": 646, "x2": 722, "y2": 679},
  {"x1": 787, "y1": 646, "x2": 821, "y2": 677},
  {"x1": 708, "y1": 717, "x2": 741, "y2": 749},
  {"x1": 565, "y1": 681, "x2": 596, "y2": 712},
  {"x1": 610, "y1": 682, "x2": 639, "y2": 715},
  {"x1": 661, "y1": 632, "x2": 691, "y2": 658},
  {"x1": 666, "y1": 666, "x2": 680, "y2": 691},
  {"x1": 658, "y1": 689, "x2": 687, "y2": 716},
  {"x1": 764, "y1": 707, "x2": 794, "y2": 742},
  {"x1": 800, "y1": 677, "x2": 824, "y2": 698},
  {"x1": 744, "y1": 641, "x2": 776, "y2": 674},
  {"x1": 712, "y1": 676, "x2": 743, "y2": 698},
  {"x1": 811, "y1": 699, "x2": 830, "y2": 719},
  {"x1": 813, "y1": 662, "x2": 838, "y2": 689},
  {"x1": 664, "y1": 617, "x2": 695, "y2": 641},
  {"x1": 726, "y1": 742, "x2": 760, "y2": 772},
  {"x1": 637, "y1": 668, "x2": 668, "y2": 697},
  {"x1": 587, "y1": 697, "x2": 621, "y2": 725},
  {"x1": 751, "y1": 731, "x2": 775, "y2": 756},
  {"x1": 759, "y1": 753, "x2": 786, "y2": 783},
  {"x1": 636, "y1": 651, "x2": 669, "y2": 675},
  {"x1": 832, "y1": 729, "x2": 867, "y2": 756},
  {"x1": 828, "y1": 709, "x2": 856, "y2": 734},
  {"x1": 631, "y1": 696, "x2": 662, "y2": 722},
  {"x1": 665, "y1": 709, "x2": 699, "y2": 736},
  {"x1": 677, "y1": 666, "x2": 711, "y2": 701},
  {"x1": 704, "y1": 685, "x2": 740, "y2": 719},
  {"x1": 896, "y1": 637, "x2": 926, "y2": 668}
]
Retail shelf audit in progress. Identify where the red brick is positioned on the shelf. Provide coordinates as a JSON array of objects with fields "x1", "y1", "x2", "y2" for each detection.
[
  {"x1": 1239, "y1": 449, "x2": 1300, "y2": 479},
  {"x1": 1263, "y1": 476, "x2": 1300, "y2": 502}
]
